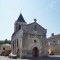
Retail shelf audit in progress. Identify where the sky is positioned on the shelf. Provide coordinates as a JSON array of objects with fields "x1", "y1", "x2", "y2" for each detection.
[{"x1": 0, "y1": 0, "x2": 60, "y2": 40}]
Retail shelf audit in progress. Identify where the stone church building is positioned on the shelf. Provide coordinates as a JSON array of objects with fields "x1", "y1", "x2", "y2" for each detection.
[{"x1": 11, "y1": 13, "x2": 48, "y2": 58}]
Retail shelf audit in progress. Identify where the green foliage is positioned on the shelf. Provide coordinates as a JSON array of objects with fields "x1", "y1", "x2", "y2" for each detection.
[
  {"x1": 0, "y1": 39, "x2": 11, "y2": 44},
  {"x1": 0, "y1": 40, "x2": 4, "y2": 44}
]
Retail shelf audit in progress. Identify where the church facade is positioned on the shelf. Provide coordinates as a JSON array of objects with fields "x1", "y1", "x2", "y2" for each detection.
[{"x1": 11, "y1": 13, "x2": 48, "y2": 58}]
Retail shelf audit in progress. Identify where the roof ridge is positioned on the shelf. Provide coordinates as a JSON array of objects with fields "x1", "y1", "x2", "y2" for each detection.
[{"x1": 48, "y1": 34, "x2": 60, "y2": 39}]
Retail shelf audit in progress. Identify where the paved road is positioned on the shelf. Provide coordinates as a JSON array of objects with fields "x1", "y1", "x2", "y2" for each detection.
[
  {"x1": 0, "y1": 56, "x2": 60, "y2": 60},
  {"x1": 49, "y1": 55, "x2": 60, "y2": 57},
  {"x1": 23, "y1": 57, "x2": 60, "y2": 60},
  {"x1": 0, "y1": 56, "x2": 28, "y2": 60}
]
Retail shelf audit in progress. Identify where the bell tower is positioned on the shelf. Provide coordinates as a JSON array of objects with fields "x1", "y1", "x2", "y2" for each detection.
[{"x1": 14, "y1": 13, "x2": 27, "y2": 32}]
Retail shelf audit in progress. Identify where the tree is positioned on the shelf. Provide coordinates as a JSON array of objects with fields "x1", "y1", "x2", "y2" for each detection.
[
  {"x1": 4, "y1": 39, "x2": 8, "y2": 44},
  {"x1": 0, "y1": 39, "x2": 11, "y2": 44},
  {"x1": 0, "y1": 40, "x2": 4, "y2": 44}
]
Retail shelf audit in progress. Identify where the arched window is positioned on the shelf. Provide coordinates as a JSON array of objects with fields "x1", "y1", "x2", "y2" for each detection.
[
  {"x1": 35, "y1": 25, "x2": 36, "y2": 31},
  {"x1": 19, "y1": 25, "x2": 21, "y2": 30},
  {"x1": 17, "y1": 39, "x2": 18, "y2": 47},
  {"x1": 13, "y1": 41, "x2": 14, "y2": 50}
]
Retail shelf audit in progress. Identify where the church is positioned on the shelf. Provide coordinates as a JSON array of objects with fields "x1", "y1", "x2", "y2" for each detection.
[{"x1": 11, "y1": 13, "x2": 48, "y2": 58}]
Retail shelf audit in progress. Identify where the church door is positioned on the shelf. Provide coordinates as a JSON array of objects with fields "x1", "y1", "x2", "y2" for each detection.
[{"x1": 32, "y1": 47, "x2": 38, "y2": 57}]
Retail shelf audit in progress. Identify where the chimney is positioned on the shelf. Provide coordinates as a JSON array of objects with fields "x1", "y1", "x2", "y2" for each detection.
[{"x1": 51, "y1": 33, "x2": 54, "y2": 36}]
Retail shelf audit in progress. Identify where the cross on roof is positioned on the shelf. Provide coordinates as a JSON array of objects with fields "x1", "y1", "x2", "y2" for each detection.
[{"x1": 34, "y1": 19, "x2": 37, "y2": 22}]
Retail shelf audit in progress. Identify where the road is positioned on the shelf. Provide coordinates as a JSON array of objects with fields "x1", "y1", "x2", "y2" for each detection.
[
  {"x1": 0, "y1": 56, "x2": 60, "y2": 60},
  {"x1": 0, "y1": 56, "x2": 28, "y2": 60}
]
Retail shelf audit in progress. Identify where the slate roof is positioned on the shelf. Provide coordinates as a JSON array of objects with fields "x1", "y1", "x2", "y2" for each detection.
[{"x1": 17, "y1": 13, "x2": 26, "y2": 22}]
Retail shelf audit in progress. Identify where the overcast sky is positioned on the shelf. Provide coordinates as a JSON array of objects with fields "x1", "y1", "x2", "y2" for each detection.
[{"x1": 0, "y1": 0, "x2": 60, "y2": 40}]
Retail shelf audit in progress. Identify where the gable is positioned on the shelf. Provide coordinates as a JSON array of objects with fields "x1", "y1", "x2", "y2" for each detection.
[{"x1": 22, "y1": 22, "x2": 47, "y2": 35}]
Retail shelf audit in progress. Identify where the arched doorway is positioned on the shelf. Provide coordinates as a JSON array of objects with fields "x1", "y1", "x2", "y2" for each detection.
[{"x1": 32, "y1": 47, "x2": 39, "y2": 57}]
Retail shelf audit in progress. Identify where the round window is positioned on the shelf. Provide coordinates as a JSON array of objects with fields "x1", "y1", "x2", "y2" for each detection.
[{"x1": 34, "y1": 40, "x2": 37, "y2": 43}]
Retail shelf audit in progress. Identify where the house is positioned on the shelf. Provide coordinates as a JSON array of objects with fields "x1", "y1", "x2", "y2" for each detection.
[{"x1": 47, "y1": 33, "x2": 60, "y2": 55}]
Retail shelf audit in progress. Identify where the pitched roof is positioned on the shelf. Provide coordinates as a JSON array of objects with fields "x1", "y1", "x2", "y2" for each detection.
[
  {"x1": 22, "y1": 22, "x2": 46, "y2": 35},
  {"x1": 48, "y1": 34, "x2": 60, "y2": 39},
  {"x1": 12, "y1": 22, "x2": 46, "y2": 37},
  {"x1": 17, "y1": 13, "x2": 26, "y2": 22}
]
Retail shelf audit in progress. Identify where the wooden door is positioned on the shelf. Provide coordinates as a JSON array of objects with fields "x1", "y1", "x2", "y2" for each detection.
[{"x1": 32, "y1": 47, "x2": 38, "y2": 57}]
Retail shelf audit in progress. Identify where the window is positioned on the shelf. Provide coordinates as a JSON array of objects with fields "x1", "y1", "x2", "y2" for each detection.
[
  {"x1": 13, "y1": 41, "x2": 14, "y2": 50},
  {"x1": 3, "y1": 47, "x2": 5, "y2": 50},
  {"x1": 19, "y1": 25, "x2": 21, "y2": 30},
  {"x1": 17, "y1": 39, "x2": 18, "y2": 47},
  {"x1": 48, "y1": 42, "x2": 50, "y2": 45},
  {"x1": 54, "y1": 41, "x2": 55, "y2": 43},
  {"x1": 34, "y1": 40, "x2": 37, "y2": 43},
  {"x1": 58, "y1": 40, "x2": 60, "y2": 44}
]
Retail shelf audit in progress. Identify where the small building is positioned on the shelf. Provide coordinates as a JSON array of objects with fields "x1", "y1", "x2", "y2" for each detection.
[
  {"x1": 47, "y1": 33, "x2": 60, "y2": 55},
  {"x1": 1, "y1": 44, "x2": 11, "y2": 56}
]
